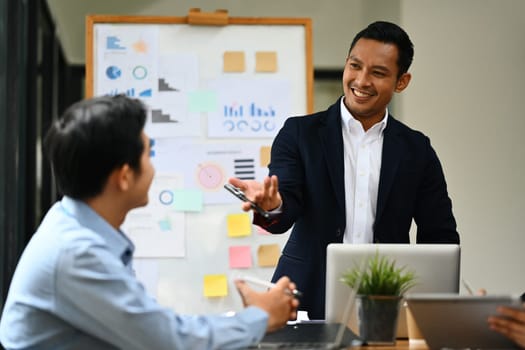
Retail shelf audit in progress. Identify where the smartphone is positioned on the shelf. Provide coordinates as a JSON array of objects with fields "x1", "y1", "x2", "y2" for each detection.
[{"x1": 224, "y1": 183, "x2": 270, "y2": 220}]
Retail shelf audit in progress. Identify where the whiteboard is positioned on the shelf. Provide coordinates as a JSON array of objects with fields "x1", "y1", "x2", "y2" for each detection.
[{"x1": 86, "y1": 14, "x2": 313, "y2": 314}]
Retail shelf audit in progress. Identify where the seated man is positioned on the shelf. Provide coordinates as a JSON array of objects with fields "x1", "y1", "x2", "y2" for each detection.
[{"x1": 0, "y1": 95, "x2": 299, "y2": 349}]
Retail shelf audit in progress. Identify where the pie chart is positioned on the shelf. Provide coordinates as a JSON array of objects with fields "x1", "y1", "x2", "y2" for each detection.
[
  {"x1": 196, "y1": 162, "x2": 224, "y2": 191},
  {"x1": 106, "y1": 66, "x2": 121, "y2": 80}
]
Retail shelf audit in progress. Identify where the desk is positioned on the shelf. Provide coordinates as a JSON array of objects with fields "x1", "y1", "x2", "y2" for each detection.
[
  {"x1": 351, "y1": 340, "x2": 428, "y2": 350},
  {"x1": 258, "y1": 323, "x2": 430, "y2": 349}
]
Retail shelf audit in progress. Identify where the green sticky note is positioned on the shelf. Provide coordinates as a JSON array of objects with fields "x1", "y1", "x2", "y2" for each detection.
[
  {"x1": 188, "y1": 90, "x2": 218, "y2": 112},
  {"x1": 172, "y1": 189, "x2": 203, "y2": 212}
]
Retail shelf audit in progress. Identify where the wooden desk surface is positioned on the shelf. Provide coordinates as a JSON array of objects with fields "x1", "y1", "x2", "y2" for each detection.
[{"x1": 351, "y1": 339, "x2": 428, "y2": 350}]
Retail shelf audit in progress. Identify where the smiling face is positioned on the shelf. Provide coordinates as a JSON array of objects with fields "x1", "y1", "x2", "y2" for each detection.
[{"x1": 342, "y1": 38, "x2": 411, "y2": 129}]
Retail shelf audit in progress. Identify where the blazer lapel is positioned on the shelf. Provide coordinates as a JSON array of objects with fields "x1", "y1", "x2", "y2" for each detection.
[
  {"x1": 319, "y1": 101, "x2": 345, "y2": 213},
  {"x1": 376, "y1": 116, "x2": 404, "y2": 221}
]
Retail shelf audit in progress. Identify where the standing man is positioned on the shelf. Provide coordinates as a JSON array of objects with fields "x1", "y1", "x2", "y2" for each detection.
[
  {"x1": 0, "y1": 95, "x2": 299, "y2": 349},
  {"x1": 229, "y1": 21, "x2": 459, "y2": 319}
]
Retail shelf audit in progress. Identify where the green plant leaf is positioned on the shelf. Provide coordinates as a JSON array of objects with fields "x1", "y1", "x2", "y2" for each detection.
[{"x1": 340, "y1": 250, "x2": 418, "y2": 296}]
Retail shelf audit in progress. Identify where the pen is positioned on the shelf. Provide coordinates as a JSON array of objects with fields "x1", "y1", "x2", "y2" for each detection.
[
  {"x1": 462, "y1": 279, "x2": 474, "y2": 295},
  {"x1": 240, "y1": 275, "x2": 303, "y2": 298}
]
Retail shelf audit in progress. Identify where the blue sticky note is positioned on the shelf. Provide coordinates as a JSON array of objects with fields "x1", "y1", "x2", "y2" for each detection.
[
  {"x1": 172, "y1": 189, "x2": 203, "y2": 212},
  {"x1": 188, "y1": 91, "x2": 218, "y2": 113},
  {"x1": 158, "y1": 219, "x2": 172, "y2": 231}
]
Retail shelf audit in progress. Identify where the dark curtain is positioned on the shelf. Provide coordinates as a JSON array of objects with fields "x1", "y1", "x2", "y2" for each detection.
[{"x1": 0, "y1": 0, "x2": 84, "y2": 323}]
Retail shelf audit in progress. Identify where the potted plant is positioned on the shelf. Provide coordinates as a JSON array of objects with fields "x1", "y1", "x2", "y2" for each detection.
[{"x1": 341, "y1": 252, "x2": 417, "y2": 345}]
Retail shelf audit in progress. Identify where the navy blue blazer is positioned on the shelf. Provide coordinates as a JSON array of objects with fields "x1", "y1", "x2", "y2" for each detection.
[{"x1": 256, "y1": 99, "x2": 459, "y2": 319}]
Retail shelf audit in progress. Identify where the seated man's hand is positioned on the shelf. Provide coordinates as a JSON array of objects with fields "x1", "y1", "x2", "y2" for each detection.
[{"x1": 235, "y1": 276, "x2": 299, "y2": 332}]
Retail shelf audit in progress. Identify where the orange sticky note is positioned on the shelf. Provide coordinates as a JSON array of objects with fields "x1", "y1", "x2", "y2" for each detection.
[
  {"x1": 223, "y1": 51, "x2": 245, "y2": 72},
  {"x1": 227, "y1": 213, "x2": 251, "y2": 237},
  {"x1": 257, "y1": 244, "x2": 280, "y2": 267},
  {"x1": 229, "y1": 245, "x2": 252, "y2": 268},
  {"x1": 260, "y1": 146, "x2": 271, "y2": 168},
  {"x1": 256, "y1": 51, "x2": 278, "y2": 72},
  {"x1": 203, "y1": 274, "x2": 228, "y2": 297}
]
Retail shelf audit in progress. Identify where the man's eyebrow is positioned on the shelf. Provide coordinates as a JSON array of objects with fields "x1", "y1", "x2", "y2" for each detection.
[
  {"x1": 348, "y1": 55, "x2": 361, "y2": 63},
  {"x1": 372, "y1": 65, "x2": 390, "y2": 73},
  {"x1": 349, "y1": 55, "x2": 390, "y2": 73}
]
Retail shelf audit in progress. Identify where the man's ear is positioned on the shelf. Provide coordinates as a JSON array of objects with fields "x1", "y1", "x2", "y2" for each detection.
[
  {"x1": 395, "y1": 72, "x2": 411, "y2": 93},
  {"x1": 111, "y1": 164, "x2": 133, "y2": 192}
]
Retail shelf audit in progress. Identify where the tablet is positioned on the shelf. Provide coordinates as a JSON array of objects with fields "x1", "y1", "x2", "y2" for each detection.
[{"x1": 405, "y1": 293, "x2": 522, "y2": 349}]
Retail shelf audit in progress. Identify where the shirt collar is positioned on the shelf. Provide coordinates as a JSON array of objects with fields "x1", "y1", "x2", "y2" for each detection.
[
  {"x1": 60, "y1": 196, "x2": 135, "y2": 265},
  {"x1": 339, "y1": 96, "x2": 388, "y2": 136}
]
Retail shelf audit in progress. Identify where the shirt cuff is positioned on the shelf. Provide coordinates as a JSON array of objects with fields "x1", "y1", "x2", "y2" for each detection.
[{"x1": 237, "y1": 306, "x2": 269, "y2": 344}]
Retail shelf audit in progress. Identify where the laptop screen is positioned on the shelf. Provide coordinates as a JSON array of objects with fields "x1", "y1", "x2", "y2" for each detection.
[{"x1": 325, "y1": 243, "x2": 461, "y2": 337}]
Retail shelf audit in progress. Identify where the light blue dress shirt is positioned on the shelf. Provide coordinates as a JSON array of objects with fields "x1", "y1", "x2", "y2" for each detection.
[{"x1": 0, "y1": 197, "x2": 268, "y2": 349}]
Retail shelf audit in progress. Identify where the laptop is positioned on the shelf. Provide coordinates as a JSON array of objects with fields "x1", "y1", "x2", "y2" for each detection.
[
  {"x1": 325, "y1": 243, "x2": 460, "y2": 338},
  {"x1": 405, "y1": 293, "x2": 521, "y2": 349},
  {"x1": 252, "y1": 264, "x2": 365, "y2": 349}
]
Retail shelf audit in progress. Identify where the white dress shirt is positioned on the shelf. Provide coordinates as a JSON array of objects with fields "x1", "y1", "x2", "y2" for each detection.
[{"x1": 340, "y1": 97, "x2": 388, "y2": 244}]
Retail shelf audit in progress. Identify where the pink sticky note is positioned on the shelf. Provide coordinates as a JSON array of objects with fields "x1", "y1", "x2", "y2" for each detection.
[{"x1": 229, "y1": 245, "x2": 252, "y2": 269}]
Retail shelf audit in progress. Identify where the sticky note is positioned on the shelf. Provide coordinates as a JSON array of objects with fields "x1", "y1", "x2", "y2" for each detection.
[
  {"x1": 257, "y1": 244, "x2": 280, "y2": 267},
  {"x1": 172, "y1": 189, "x2": 203, "y2": 212},
  {"x1": 227, "y1": 213, "x2": 251, "y2": 237},
  {"x1": 132, "y1": 39, "x2": 148, "y2": 53},
  {"x1": 260, "y1": 146, "x2": 271, "y2": 167},
  {"x1": 255, "y1": 51, "x2": 278, "y2": 72},
  {"x1": 203, "y1": 274, "x2": 228, "y2": 297},
  {"x1": 188, "y1": 90, "x2": 218, "y2": 112},
  {"x1": 223, "y1": 51, "x2": 245, "y2": 72},
  {"x1": 158, "y1": 218, "x2": 172, "y2": 231},
  {"x1": 229, "y1": 245, "x2": 252, "y2": 268}
]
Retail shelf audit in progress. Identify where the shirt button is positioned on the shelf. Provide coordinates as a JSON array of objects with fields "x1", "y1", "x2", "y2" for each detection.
[{"x1": 336, "y1": 229, "x2": 342, "y2": 237}]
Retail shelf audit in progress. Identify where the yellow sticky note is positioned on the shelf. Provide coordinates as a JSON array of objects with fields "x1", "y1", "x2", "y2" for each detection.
[
  {"x1": 256, "y1": 51, "x2": 278, "y2": 72},
  {"x1": 257, "y1": 244, "x2": 281, "y2": 267},
  {"x1": 203, "y1": 274, "x2": 228, "y2": 297},
  {"x1": 223, "y1": 51, "x2": 245, "y2": 72},
  {"x1": 227, "y1": 213, "x2": 251, "y2": 237},
  {"x1": 260, "y1": 146, "x2": 271, "y2": 167}
]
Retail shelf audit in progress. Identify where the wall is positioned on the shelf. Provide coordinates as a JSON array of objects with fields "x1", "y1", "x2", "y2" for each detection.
[
  {"x1": 46, "y1": 0, "x2": 400, "y2": 68},
  {"x1": 400, "y1": 0, "x2": 525, "y2": 293},
  {"x1": 44, "y1": 0, "x2": 525, "y2": 300}
]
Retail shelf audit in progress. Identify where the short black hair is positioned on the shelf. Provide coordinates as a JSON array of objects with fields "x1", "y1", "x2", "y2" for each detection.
[
  {"x1": 44, "y1": 95, "x2": 147, "y2": 200},
  {"x1": 348, "y1": 21, "x2": 414, "y2": 78}
]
